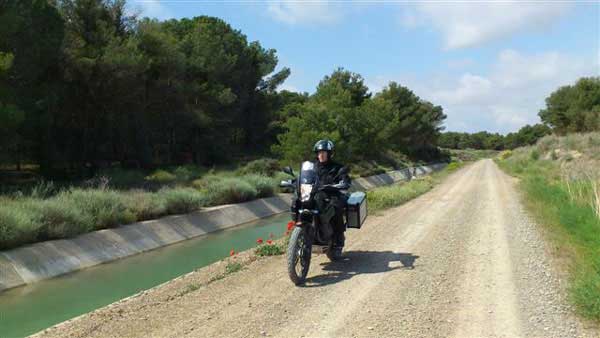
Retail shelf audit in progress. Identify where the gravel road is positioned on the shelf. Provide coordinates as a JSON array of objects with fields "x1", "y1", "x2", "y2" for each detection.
[{"x1": 34, "y1": 159, "x2": 599, "y2": 338}]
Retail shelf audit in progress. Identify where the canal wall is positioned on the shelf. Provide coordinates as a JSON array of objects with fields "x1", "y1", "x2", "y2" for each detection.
[{"x1": 0, "y1": 162, "x2": 447, "y2": 292}]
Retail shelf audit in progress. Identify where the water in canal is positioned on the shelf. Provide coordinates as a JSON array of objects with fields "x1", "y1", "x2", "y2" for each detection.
[{"x1": 0, "y1": 213, "x2": 291, "y2": 338}]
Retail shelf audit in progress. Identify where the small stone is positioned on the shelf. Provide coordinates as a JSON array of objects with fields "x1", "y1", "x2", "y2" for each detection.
[
  {"x1": 367, "y1": 326, "x2": 374, "y2": 330},
  {"x1": 260, "y1": 330, "x2": 267, "y2": 336}
]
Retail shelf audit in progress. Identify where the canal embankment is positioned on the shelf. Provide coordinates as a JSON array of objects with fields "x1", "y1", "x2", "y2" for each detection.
[{"x1": 0, "y1": 163, "x2": 446, "y2": 292}]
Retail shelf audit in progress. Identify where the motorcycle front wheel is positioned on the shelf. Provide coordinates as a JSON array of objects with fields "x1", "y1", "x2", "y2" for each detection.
[{"x1": 287, "y1": 226, "x2": 312, "y2": 285}]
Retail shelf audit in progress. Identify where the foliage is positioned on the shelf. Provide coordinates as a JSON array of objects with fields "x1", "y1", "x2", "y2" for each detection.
[
  {"x1": 439, "y1": 124, "x2": 551, "y2": 151},
  {"x1": 0, "y1": 1, "x2": 289, "y2": 174},
  {"x1": 160, "y1": 187, "x2": 206, "y2": 214},
  {"x1": 539, "y1": 77, "x2": 600, "y2": 134},
  {"x1": 237, "y1": 158, "x2": 280, "y2": 176},
  {"x1": 145, "y1": 170, "x2": 177, "y2": 184},
  {"x1": 225, "y1": 261, "x2": 243, "y2": 274},
  {"x1": 202, "y1": 176, "x2": 258, "y2": 205},
  {"x1": 255, "y1": 241, "x2": 285, "y2": 256},
  {"x1": 273, "y1": 72, "x2": 446, "y2": 164},
  {"x1": 367, "y1": 178, "x2": 433, "y2": 212},
  {"x1": 242, "y1": 174, "x2": 276, "y2": 198},
  {"x1": 497, "y1": 132, "x2": 600, "y2": 321}
]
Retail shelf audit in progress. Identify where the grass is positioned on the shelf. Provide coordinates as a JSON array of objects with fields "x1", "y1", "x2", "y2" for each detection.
[
  {"x1": 0, "y1": 165, "x2": 281, "y2": 250},
  {"x1": 0, "y1": 156, "x2": 454, "y2": 251},
  {"x1": 367, "y1": 161, "x2": 465, "y2": 212},
  {"x1": 496, "y1": 132, "x2": 600, "y2": 322},
  {"x1": 255, "y1": 242, "x2": 285, "y2": 256}
]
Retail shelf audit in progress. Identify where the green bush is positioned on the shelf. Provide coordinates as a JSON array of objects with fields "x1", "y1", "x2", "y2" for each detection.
[
  {"x1": 145, "y1": 170, "x2": 176, "y2": 184},
  {"x1": 238, "y1": 158, "x2": 280, "y2": 176},
  {"x1": 204, "y1": 177, "x2": 258, "y2": 205},
  {"x1": 445, "y1": 162, "x2": 462, "y2": 171},
  {"x1": 530, "y1": 149, "x2": 540, "y2": 161},
  {"x1": 29, "y1": 180, "x2": 57, "y2": 199},
  {"x1": 124, "y1": 191, "x2": 167, "y2": 221},
  {"x1": 160, "y1": 187, "x2": 206, "y2": 214},
  {"x1": 97, "y1": 168, "x2": 146, "y2": 188},
  {"x1": 172, "y1": 165, "x2": 206, "y2": 182},
  {"x1": 498, "y1": 150, "x2": 513, "y2": 160},
  {"x1": 255, "y1": 242, "x2": 285, "y2": 256},
  {"x1": 367, "y1": 178, "x2": 433, "y2": 212},
  {"x1": 0, "y1": 204, "x2": 40, "y2": 250},
  {"x1": 242, "y1": 174, "x2": 276, "y2": 198},
  {"x1": 64, "y1": 188, "x2": 134, "y2": 230},
  {"x1": 27, "y1": 198, "x2": 91, "y2": 240}
]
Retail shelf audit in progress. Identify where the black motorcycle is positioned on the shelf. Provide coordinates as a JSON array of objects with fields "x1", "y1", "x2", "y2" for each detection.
[{"x1": 280, "y1": 161, "x2": 367, "y2": 285}]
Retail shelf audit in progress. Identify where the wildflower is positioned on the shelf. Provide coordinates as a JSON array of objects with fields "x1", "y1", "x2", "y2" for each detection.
[
  {"x1": 284, "y1": 230, "x2": 290, "y2": 236},
  {"x1": 256, "y1": 238, "x2": 263, "y2": 244},
  {"x1": 230, "y1": 248, "x2": 235, "y2": 256},
  {"x1": 269, "y1": 232, "x2": 274, "y2": 239},
  {"x1": 267, "y1": 239, "x2": 273, "y2": 245},
  {"x1": 286, "y1": 221, "x2": 295, "y2": 231}
]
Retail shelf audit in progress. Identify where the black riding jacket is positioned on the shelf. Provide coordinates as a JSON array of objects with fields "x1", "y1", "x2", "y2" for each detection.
[{"x1": 315, "y1": 160, "x2": 351, "y2": 190}]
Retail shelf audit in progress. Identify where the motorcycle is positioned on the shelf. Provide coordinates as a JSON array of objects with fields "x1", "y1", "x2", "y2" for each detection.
[{"x1": 280, "y1": 161, "x2": 366, "y2": 285}]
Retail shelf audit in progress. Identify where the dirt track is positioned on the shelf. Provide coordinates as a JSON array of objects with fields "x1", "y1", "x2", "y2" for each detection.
[{"x1": 35, "y1": 160, "x2": 599, "y2": 338}]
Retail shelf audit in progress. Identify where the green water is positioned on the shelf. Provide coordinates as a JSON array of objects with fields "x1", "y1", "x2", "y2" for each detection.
[{"x1": 0, "y1": 213, "x2": 290, "y2": 338}]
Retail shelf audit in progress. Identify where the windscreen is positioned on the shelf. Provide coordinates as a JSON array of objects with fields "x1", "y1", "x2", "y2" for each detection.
[{"x1": 299, "y1": 161, "x2": 317, "y2": 184}]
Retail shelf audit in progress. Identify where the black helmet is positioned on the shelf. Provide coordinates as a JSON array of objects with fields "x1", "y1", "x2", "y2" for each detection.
[{"x1": 313, "y1": 139, "x2": 334, "y2": 154}]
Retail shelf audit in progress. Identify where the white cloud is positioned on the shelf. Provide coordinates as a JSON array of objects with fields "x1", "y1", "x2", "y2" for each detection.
[
  {"x1": 368, "y1": 50, "x2": 594, "y2": 133},
  {"x1": 131, "y1": 0, "x2": 174, "y2": 20},
  {"x1": 430, "y1": 73, "x2": 492, "y2": 105},
  {"x1": 401, "y1": 3, "x2": 571, "y2": 49},
  {"x1": 267, "y1": 1, "x2": 341, "y2": 25}
]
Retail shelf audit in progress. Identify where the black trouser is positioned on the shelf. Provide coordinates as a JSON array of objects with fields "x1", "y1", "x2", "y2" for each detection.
[{"x1": 314, "y1": 191, "x2": 346, "y2": 241}]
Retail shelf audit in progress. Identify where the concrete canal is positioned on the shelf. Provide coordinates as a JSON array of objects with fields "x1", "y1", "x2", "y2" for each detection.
[{"x1": 0, "y1": 213, "x2": 290, "y2": 338}]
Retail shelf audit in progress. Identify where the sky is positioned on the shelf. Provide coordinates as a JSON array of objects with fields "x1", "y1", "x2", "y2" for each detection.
[{"x1": 130, "y1": 1, "x2": 600, "y2": 134}]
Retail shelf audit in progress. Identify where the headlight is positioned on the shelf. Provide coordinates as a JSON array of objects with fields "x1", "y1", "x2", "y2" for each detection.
[{"x1": 300, "y1": 184, "x2": 313, "y2": 201}]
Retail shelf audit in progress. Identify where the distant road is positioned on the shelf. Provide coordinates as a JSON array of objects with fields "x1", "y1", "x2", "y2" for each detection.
[{"x1": 35, "y1": 160, "x2": 598, "y2": 338}]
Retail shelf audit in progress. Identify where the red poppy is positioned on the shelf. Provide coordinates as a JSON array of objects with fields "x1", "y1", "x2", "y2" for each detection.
[
  {"x1": 229, "y1": 249, "x2": 235, "y2": 256},
  {"x1": 256, "y1": 238, "x2": 263, "y2": 244},
  {"x1": 286, "y1": 221, "x2": 295, "y2": 231},
  {"x1": 267, "y1": 239, "x2": 273, "y2": 245},
  {"x1": 269, "y1": 232, "x2": 274, "y2": 239},
  {"x1": 284, "y1": 230, "x2": 290, "y2": 236}
]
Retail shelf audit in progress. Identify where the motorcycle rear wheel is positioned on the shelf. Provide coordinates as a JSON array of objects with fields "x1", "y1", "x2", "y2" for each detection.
[{"x1": 287, "y1": 226, "x2": 311, "y2": 285}]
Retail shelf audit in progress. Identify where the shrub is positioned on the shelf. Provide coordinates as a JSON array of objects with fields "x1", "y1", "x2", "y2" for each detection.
[
  {"x1": 238, "y1": 158, "x2": 280, "y2": 176},
  {"x1": 64, "y1": 188, "x2": 133, "y2": 230},
  {"x1": 445, "y1": 162, "x2": 462, "y2": 172},
  {"x1": 97, "y1": 168, "x2": 146, "y2": 188},
  {"x1": 204, "y1": 177, "x2": 258, "y2": 205},
  {"x1": 225, "y1": 261, "x2": 243, "y2": 274},
  {"x1": 160, "y1": 187, "x2": 206, "y2": 214},
  {"x1": 499, "y1": 150, "x2": 513, "y2": 160},
  {"x1": 367, "y1": 179, "x2": 433, "y2": 212},
  {"x1": 530, "y1": 149, "x2": 540, "y2": 161},
  {"x1": 30, "y1": 180, "x2": 57, "y2": 199},
  {"x1": 0, "y1": 204, "x2": 40, "y2": 249},
  {"x1": 255, "y1": 242, "x2": 285, "y2": 256},
  {"x1": 172, "y1": 165, "x2": 206, "y2": 182},
  {"x1": 145, "y1": 170, "x2": 176, "y2": 184},
  {"x1": 242, "y1": 174, "x2": 275, "y2": 198},
  {"x1": 27, "y1": 198, "x2": 91, "y2": 240},
  {"x1": 124, "y1": 191, "x2": 167, "y2": 221}
]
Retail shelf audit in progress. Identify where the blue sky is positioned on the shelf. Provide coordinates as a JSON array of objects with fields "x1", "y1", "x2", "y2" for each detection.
[{"x1": 131, "y1": 1, "x2": 599, "y2": 134}]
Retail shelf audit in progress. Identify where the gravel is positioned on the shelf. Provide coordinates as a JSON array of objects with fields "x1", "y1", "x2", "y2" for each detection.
[{"x1": 33, "y1": 160, "x2": 599, "y2": 338}]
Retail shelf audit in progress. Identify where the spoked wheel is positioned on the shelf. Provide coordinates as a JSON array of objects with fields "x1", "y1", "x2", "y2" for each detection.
[{"x1": 287, "y1": 226, "x2": 312, "y2": 285}]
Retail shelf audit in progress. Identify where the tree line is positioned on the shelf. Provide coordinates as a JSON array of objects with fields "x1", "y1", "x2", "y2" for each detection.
[
  {"x1": 0, "y1": 0, "x2": 446, "y2": 178},
  {"x1": 1, "y1": 0, "x2": 597, "y2": 178},
  {"x1": 441, "y1": 77, "x2": 600, "y2": 151},
  {"x1": 438, "y1": 124, "x2": 551, "y2": 150}
]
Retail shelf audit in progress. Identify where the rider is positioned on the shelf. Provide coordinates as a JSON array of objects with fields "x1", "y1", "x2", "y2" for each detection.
[{"x1": 312, "y1": 139, "x2": 351, "y2": 257}]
